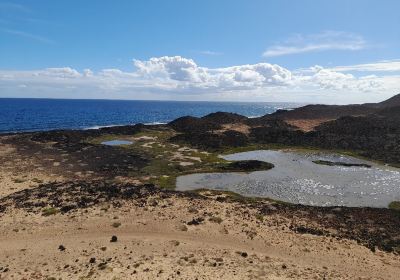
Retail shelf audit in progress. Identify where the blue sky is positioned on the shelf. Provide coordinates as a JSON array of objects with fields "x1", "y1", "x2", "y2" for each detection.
[{"x1": 0, "y1": 0, "x2": 399, "y2": 103}]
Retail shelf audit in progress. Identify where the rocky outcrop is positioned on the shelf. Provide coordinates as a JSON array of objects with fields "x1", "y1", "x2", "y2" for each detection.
[
  {"x1": 168, "y1": 116, "x2": 221, "y2": 133},
  {"x1": 31, "y1": 124, "x2": 145, "y2": 144},
  {"x1": 252, "y1": 93, "x2": 400, "y2": 123},
  {"x1": 201, "y1": 112, "x2": 248, "y2": 125},
  {"x1": 249, "y1": 112, "x2": 400, "y2": 164},
  {"x1": 375, "y1": 93, "x2": 400, "y2": 108},
  {"x1": 170, "y1": 130, "x2": 249, "y2": 150},
  {"x1": 222, "y1": 160, "x2": 274, "y2": 172},
  {"x1": 312, "y1": 160, "x2": 371, "y2": 168}
]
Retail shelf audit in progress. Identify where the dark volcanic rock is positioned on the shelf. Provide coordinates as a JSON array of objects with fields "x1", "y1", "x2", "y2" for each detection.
[
  {"x1": 187, "y1": 217, "x2": 204, "y2": 225},
  {"x1": 375, "y1": 93, "x2": 400, "y2": 108},
  {"x1": 245, "y1": 109, "x2": 400, "y2": 165},
  {"x1": 308, "y1": 114, "x2": 400, "y2": 163},
  {"x1": 259, "y1": 203, "x2": 400, "y2": 253},
  {"x1": 262, "y1": 104, "x2": 376, "y2": 121},
  {"x1": 313, "y1": 160, "x2": 371, "y2": 168},
  {"x1": 221, "y1": 130, "x2": 249, "y2": 147},
  {"x1": 201, "y1": 112, "x2": 247, "y2": 125},
  {"x1": 293, "y1": 226, "x2": 325, "y2": 236},
  {"x1": 168, "y1": 116, "x2": 221, "y2": 133},
  {"x1": 249, "y1": 123, "x2": 303, "y2": 145},
  {"x1": 0, "y1": 181, "x2": 184, "y2": 214},
  {"x1": 222, "y1": 160, "x2": 274, "y2": 172},
  {"x1": 4, "y1": 125, "x2": 150, "y2": 178},
  {"x1": 169, "y1": 112, "x2": 247, "y2": 133},
  {"x1": 30, "y1": 124, "x2": 145, "y2": 144},
  {"x1": 170, "y1": 130, "x2": 249, "y2": 150}
]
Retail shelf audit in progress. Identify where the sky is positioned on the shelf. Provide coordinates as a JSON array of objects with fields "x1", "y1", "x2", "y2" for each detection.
[{"x1": 0, "y1": 0, "x2": 399, "y2": 104}]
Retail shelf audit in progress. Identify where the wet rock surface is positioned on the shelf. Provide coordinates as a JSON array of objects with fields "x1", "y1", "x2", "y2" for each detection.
[
  {"x1": 222, "y1": 160, "x2": 274, "y2": 171},
  {"x1": 313, "y1": 160, "x2": 371, "y2": 168}
]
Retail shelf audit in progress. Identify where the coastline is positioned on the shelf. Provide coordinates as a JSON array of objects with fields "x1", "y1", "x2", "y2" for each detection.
[{"x1": 1, "y1": 97, "x2": 400, "y2": 278}]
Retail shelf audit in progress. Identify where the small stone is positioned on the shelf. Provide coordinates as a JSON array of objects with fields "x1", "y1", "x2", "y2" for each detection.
[
  {"x1": 178, "y1": 224, "x2": 188, "y2": 231},
  {"x1": 170, "y1": 240, "x2": 180, "y2": 246},
  {"x1": 89, "y1": 257, "x2": 96, "y2": 264},
  {"x1": 110, "y1": 235, "x2": 118, "y2": 242},
  {"x1": 98, "y1": 262, "x2": 107, "y2": 270},
  {"x1": 58, "y1": 245, "x2": 66, "y2": 251}
]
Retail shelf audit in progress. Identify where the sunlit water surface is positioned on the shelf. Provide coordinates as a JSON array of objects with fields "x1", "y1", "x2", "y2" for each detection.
[{"x1": 176, "y1": 150, "x2": 400, "y2": 208}]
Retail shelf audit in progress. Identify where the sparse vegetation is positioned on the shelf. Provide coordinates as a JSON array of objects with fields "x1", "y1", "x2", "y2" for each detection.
[
  {"x1": 31, "y1": 178, "x2": 43, "y2": 183},
  {"x1": 111, "y1": 222, "x2": 121, "y2": 228},
  {"x1": 389, "y1": 201, "x2": 400, "y2": 211},
  {"x1": 42, "y1": 207, "x2": 59, "y2": 216},
  {"x1": 86, "y1": 128, "x2": 278, "y2": 190},
  {"x1": 209, "y1": 216, "x2": 223, "y2": 224},
  {"x1": 13, "y1": 178, "x2": 26, "y2": 184},
  {"x1": 255, "y1": 213, "x2": 264, "y2": 222}
]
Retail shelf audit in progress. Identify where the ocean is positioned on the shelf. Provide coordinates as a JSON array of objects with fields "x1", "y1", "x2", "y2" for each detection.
[{"x1": 0, "y1": 98, "x2": 301, "y2": 134}]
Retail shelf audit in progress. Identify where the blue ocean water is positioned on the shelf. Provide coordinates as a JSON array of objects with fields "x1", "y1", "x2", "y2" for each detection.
[{"x1": 0, "y1": 98, "x2": 302, "y2": 134}]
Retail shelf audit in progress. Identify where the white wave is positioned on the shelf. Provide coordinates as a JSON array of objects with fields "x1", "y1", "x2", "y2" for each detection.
[
  {"x1": 144, "y1": 121, "x2": 167, "y2": 125},
  {"x1": 84, "y1": 124, "x2": 122, "y2": 130}
]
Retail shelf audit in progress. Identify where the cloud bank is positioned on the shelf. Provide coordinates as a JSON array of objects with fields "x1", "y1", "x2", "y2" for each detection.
[{"x1": 0, "y1": 56, "x2": 399, "y2": 103}]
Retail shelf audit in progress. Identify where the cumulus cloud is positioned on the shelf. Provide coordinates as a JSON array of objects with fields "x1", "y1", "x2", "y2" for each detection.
[
  {"x1": 294, "y1": 65, "x2": 386, "y2": 93},
  {"x1": 0, "y1": 56, "x2": 399, "y2": 102},
  {"x1": 134, "y1": 56, "x2": 208, "y2": 83},
  {"x1": 133, "y1": 56, "x2": 292, "y2": 89},
  {"x1": 263, "y1": 31, "x2": 367, "y2": 57}
]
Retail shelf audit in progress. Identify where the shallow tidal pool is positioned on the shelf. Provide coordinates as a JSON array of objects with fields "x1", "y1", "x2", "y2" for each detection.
[
  {"x1": 176, "y1": 150, "x2": 400, "y2": 208},
  {"x1": 101, "y1": 140, "x2": 133, "y2": 146}
]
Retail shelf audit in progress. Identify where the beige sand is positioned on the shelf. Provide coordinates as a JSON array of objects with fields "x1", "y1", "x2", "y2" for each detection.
[{"x1": 1, "y1": 190, "x2": 400, "y2": 280}]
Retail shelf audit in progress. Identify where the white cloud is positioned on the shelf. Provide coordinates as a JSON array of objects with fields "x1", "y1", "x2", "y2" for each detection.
[
  {"x1": 0, "y1": 56, "x2": 399, "y2": 103},
  {"x1": 133, "y1": 56, "x2": 292, "y2": 89},
  {"x1": 36, "y1": 68, "x2": 82, "y2": 78},
  {"x1": 197, "y1": 50, "x2": 223, "y2": 56},
  {"x1": 296, "y1": 67, "x2": 384, "y2": 92},
  {"x1": 263, "y1": 31, "x2": 367, "y2": 57},
  {"x1": 134, "y1": 56, "x2": 208, "y2": 83},
  {"x1": 329, "y1": 60, "x2": 400, "y2": 72},
  {"x1": 1, "y1": 28, "x2": 55, "y2": 44}
]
